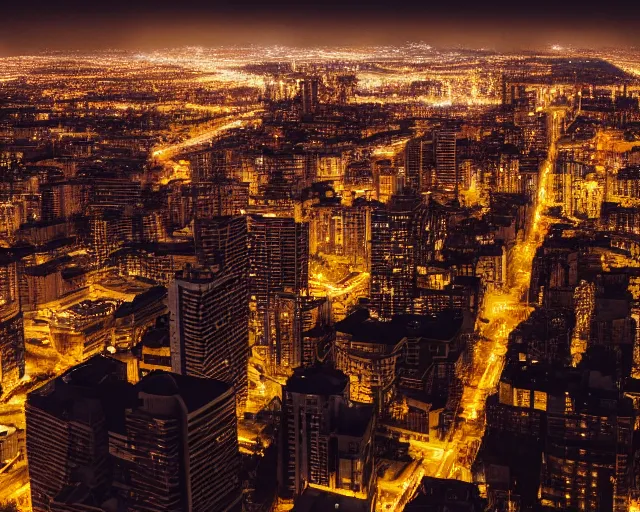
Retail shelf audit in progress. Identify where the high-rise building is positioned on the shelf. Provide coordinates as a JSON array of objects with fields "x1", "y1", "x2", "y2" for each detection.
[
  {"x1": 89, "y1": 209, "x2": 131, "y2": 266},
  {"x1": 434, "y1": 129, "x2": 457, "y2": 192},
  {"x1": 27, "y1": 357, "x2": 242, "y2": 512},
  {"x1": 191, "y1": 179, "x2": 249, "y2": 220},
  {"x1": 88, "y1": 174, "x2": 142, "y2": 210},
  {"x1": 194, "y1": 215, "x2": 248, "y2": 272},
  {"x1": 169, "y1": 265, "x2": 249, "y2": 410},
  {"x1": 131, "y1": 207, "x2": 167, "y2": 243},
  {"x1": 278, "y1": 365, "x2": 375, "y2": 502},
  {"x1": 189, "y1": 149, "x2": 228, "y2": 183},
  {"x1": 372, "y1": 159, "x2": 398, "y2": 203},
  {"x1": 405, "y1": 137, "x2": 435, "y2": 193},
  {"x1": 257, "y1": 150, "x2": 311, "y2": 200},
  {"x1": 40, "y1": 181, "x2": 84, "y2": 221},
  {"x1": 301, "y1": 78, "x2": 319, "y2": 115},
  {"x1": 343, "y1": 200, "x2": 373, "y2": 271},
  {"x1": 266, "y1": 292, "x2": 331, "y2": 375},
  {"x1": 26, "y1": 356, "x2": 128, "y2": 512},
  {"x1": 248, "y1": 214, "x2": 309, "y2": 346},
  {"x1": 110, "y1": 372, "x2": 242, "y2": 512},
  {"x1": 308, "y1": 203, "x2": 344, "y2": 257},
  {"x1": 0, "y1": 255, "x2": 25, "y2": 394},
  {"x1": 370, "y1": 193, "x2": 423, "y2": 319}
]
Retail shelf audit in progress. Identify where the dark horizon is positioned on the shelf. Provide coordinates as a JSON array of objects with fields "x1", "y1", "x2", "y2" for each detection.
[{"x1": 2, "y1": 0, "x2": 640, "y2": 56}]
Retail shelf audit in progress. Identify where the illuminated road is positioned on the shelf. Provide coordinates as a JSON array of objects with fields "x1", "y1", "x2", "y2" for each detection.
[
  {"x1": 151, "y1": 109, "x2": 262, "y2": 161},
  {"x1": 309, "y1": 272, "x2": 370, "y2": 298},
  {"x1": 396, "y1": 110, "x2": 561, "y2": 507},
  {"x1": 377, "y1": 460, "x2": 426, "y2": 511}
]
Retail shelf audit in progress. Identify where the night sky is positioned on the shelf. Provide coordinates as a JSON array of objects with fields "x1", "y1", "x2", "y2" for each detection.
[{"x1": 2, "y1": 0, "x2": 640, "y2": 55}]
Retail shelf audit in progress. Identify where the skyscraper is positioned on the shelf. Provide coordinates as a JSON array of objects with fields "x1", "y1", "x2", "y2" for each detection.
[
  {"x1": 370, "y1": 192, "x2": 424, "y2": 319},
  {"x1": 191, "y1": 179, "x2": 249, "y2": 219},
  {"x1": 267, "y1": 292, "x2": 331, "y2": 374},
  {"x1": 26, "y1": 356, "x2": 128, "y2": 512},
  {"x1": 404, "y1": 137, "x2": 435, "y2": 193},
  {"x1": 434, "y1": 129, "x2": 457, "y2": 192},
  {"x1": 278, "y1": 365, "x2": 375, "y2": 501},
  {"x1": 26, "y1": 357, "x2": 242, "y2": 512},
  {"x1": 110, "y1": 372, "x2": 242, "y2": 512},
  {"x1": 194, "y1": 215, "x2": 248, "y2": 272},
  {"x1": 248, "y1": 215, "x2": 309, "y2": 347},
  {"x1": 169, "y1": 265, "x2": 249, "y2": 411},
  {"x1": 301, "y1": 78, "x2": 319, "y2": 115},
  {"x1": 0, "y1": 254, "x2": 25, "y2": 395}
]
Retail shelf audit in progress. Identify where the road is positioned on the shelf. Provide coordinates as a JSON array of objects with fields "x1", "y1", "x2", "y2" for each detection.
[
  {"x1": 400, "y1": 109, "x2": 561, "y2": 503},
  {"x1": 309, "y1": 272, "x2": 370, "y2": 298},
  {"x1": 151, "y1": 109, "x2": 262, "y2": 161}
]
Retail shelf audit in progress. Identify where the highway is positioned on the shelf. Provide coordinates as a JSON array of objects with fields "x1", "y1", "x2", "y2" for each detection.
[{"x1": 151, "y1": 109, "x2": 262, "y2": 161}]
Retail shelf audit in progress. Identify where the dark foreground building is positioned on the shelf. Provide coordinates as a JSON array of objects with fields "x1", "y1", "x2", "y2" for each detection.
[{"x1": 26, "y1": 356, "x2": 241, "y2": 512}]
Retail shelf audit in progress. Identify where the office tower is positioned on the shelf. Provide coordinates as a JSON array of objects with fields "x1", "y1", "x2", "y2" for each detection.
[
  {"x1": 192, "y1": 215, "x2": 249, "y2": 371},
  {"x1": 494, "y1": 150, "x2": 521, "y2": 194},
  {"x1": 308, "y1": 203, "x2": 344, "y2": 257},
  {"x1": 27, "y1": 356, "x2": 242, "y2": 512},
  {"x1": 40, "y1": 181, "x2": 84, "y2": 221},
  {"x1": 334, "y1": 308, "x2": 407, "y2": 408},
  {"x1": 131, "y1": 208, "x2": 167, "y2": 243},
  {"x1": 405, "y1": 137, "x2": 434, "y2": 193},
  {"x1": 248, "y1": 215, "x2": 309, "y2": 346},
  {"x1": 343, "y1": 200, "x2": 372, "y2": 270},
  {"x1": 169, "y1": 266, "x2": 249, "y2": 410},
  {"x1": 191, "y1": 179, "x2": 249, "y2": 220},
  {"x1": 0, "y1": 307, "x2": 25, "y2": 395},
  {"x1": 257, "y1": 150, "x2": 311, "y2": 199},
  {"x1": 370, "y1": 192, "x2": 423, "y2": 319},
  {"x1": 88, "y1": 173, "x2": 142, "y2": 210},
  {"x1": 89, "y1": 209, "x2": 131, "y2": 266},
  {"x1": 301, "y1": 78, "x2": 319, "y2": 115},
  {"x1": 405, "y1": 138, "x2": 423, "y2": 193},
  {"x1": 542, "y1": 378, "x2": 634, "y2": 512},
  {"x1": 0, "y1": 255, "x2": 25, "y2": 394},
  {"x1": 434, "y1": 129, "x2": 457, "y2": 192},
  {"x1": 278, "y1": 366, "x2": 375, "y2": 501},
  {"x1": 111, "y1": 372, "x2": 242, "y2": 512},
  {"x1": 315, "y1": 153, "x2": 344, "y2": 183},
  {"x1": 26, "y1": 356, "x2": 128, "y2": 512},
  {"x1": 194, "y1": 215, "x2": 248, "y2": 272}
]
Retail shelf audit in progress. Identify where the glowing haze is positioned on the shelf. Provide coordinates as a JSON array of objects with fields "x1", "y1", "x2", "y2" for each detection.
[{"x1": 2, "y1": 0, "x2": 640, "y2": 55}]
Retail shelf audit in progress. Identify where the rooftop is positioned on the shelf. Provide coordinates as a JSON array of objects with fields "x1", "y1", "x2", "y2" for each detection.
[
  {"x1": 292, "y1": 487, "x2": 369, "y2": 512},
  {"x1": 336, "y1": 308, "x2": 463, "y2": 345},
  {"x1": 114, "y1": 286, "x2": 167, "y2": 318},
  {"x1": 286, "y1": 365, "x2": 349, "y2": 396},
  {"x1": 137, "y1": 371, "x2": 232, "y2": 413}
]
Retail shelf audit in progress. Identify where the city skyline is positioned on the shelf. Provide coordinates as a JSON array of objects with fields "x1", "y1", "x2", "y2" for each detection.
[{"x1": 1, "y1": 21, "x2": 640, "y2": 512}]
